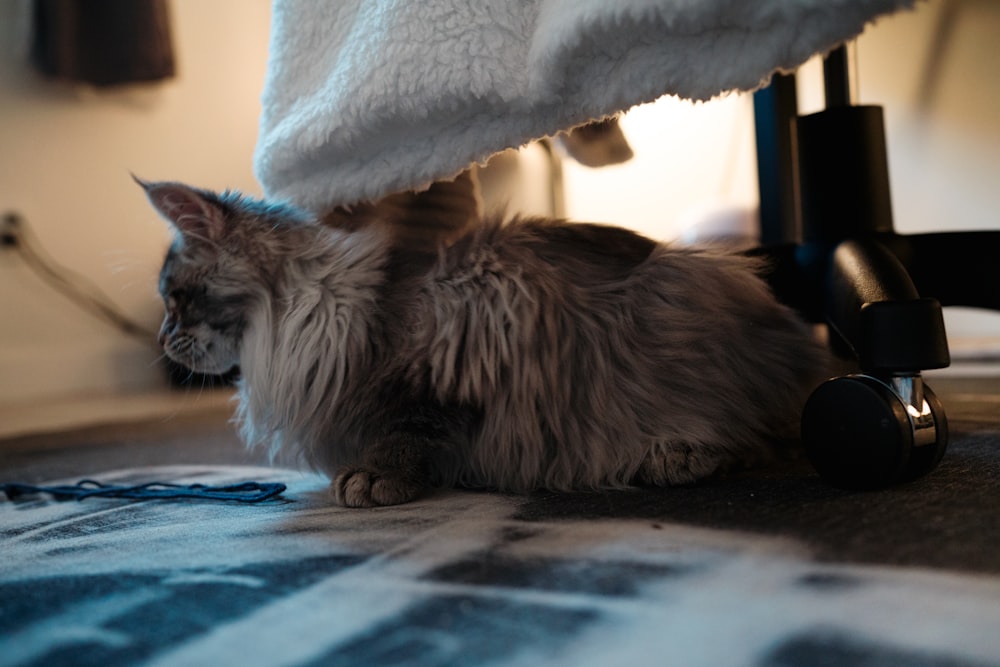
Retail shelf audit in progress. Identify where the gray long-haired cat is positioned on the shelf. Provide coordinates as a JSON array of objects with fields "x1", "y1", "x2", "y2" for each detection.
[{"x1": 140, "y1": 178, "x2": 828, "y2": 507}]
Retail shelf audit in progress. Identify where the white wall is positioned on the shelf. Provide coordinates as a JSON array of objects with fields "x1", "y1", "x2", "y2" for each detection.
[
  {"x1": 561, "y1": 93, "x2": 759, "y2": 242},
  {"x1": 0, "y1": 0, "x2": 272, "y2": 405},
  {"x1": 563, "y1": 0, "x2": 1000, "y2": 238}
]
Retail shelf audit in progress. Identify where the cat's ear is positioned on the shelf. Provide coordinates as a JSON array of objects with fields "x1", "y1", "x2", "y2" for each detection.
[{"x1": 134, "y1": 176, "x2": 226, "y2": 243}]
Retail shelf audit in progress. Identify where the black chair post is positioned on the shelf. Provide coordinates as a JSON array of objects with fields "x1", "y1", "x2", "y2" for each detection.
[{"x1": 753, "y1": 72, "x2": 800, "y2": 245}]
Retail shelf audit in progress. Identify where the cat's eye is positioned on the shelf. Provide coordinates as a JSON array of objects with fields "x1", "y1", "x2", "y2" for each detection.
[
  {"x1": 168, "y1": 286, "x2": 202, "y2": 302},
  {"x1": 165, "y1": 286, "x2": 213, "y2": 317},
  {"x1": 165, "y1": 288, "x2": 193, "y2": 313},
  {"x1": 164, "y1": 290, "x2": 181, "y2": 309}
]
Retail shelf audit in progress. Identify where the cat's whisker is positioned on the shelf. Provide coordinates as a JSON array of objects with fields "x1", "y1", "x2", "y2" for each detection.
[
  {"x1": 105, "y1": 262, "x2": 142, "y2": 275},
  {"x1": 102, "y1": 248, "x2": 148, "y2": 268},
  {"x1": 148, "y1": 352, "x2": 168, "y2": 369},
  {"x1": 156, "y1": 374, "x2": 197, "y2": 426}
]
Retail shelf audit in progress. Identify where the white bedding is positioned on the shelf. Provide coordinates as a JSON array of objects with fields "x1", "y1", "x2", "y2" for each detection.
[{"x1": 253, "y1": 0, "x2": 915, "y2": 211}]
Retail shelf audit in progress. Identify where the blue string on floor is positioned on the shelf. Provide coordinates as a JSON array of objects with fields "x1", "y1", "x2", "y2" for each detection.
[{"x1": 0, "y1": 479, "x2": 287, "y2": 503}]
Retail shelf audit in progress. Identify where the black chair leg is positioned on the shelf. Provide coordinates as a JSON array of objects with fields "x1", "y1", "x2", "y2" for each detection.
[
  {"x1": 826, "y1": 238, "x2": 950, "y2": 374},
  {"x1": 801, "y1": 237, "x2": 951, "y2": 490},
  {"x1": 885, "y1": 231, "x2": 1000, "y2": 311}
]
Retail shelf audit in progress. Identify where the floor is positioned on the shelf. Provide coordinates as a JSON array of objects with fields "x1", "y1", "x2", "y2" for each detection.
[{"x1": 0, "y1": 386, "x2": 236, "y2": 441}]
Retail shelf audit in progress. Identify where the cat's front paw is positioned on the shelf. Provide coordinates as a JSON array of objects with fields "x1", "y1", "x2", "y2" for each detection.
[{"x1": 332, "y1": 468, "x2": 424, "y2": 508}]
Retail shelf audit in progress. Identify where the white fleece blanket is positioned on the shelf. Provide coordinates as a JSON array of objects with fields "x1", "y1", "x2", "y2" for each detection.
[{"x1": 254, "y1": 0, "x2": 915, "y2": 212}]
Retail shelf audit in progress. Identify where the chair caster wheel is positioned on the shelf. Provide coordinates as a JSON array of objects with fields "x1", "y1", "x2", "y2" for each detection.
[{"x1": 801, "y1": 375, "x2": 948, "y2": 490}]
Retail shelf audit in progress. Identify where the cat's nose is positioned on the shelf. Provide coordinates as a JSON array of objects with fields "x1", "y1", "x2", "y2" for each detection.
[{"x1": 157, "y1": 320, "x2": 175, "y2": 347}]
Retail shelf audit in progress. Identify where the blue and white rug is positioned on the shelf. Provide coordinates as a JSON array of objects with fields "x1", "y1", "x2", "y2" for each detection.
[{"x1": 3, "y1": 464, "x2": 1000, "y2": 666}]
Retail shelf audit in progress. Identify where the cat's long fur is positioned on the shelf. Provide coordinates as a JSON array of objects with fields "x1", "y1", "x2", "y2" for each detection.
[{"x1": 143, "y1": 179, "x2": 829, "y2": 506}]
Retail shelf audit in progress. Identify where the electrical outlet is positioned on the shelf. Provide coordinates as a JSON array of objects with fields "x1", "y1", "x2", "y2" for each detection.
[{"x1": 1, "y1": 211, "x2": 20, "y2": 247}]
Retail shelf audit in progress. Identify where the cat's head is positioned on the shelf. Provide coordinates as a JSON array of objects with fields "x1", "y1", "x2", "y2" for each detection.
[{"x1": 137, "y1": 177, "x2": 305, "y2": 375}]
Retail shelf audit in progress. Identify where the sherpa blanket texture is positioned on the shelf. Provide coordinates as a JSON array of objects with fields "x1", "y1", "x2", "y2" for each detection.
[{"x1": 254, "y1": 0, "x2": 914, "y2": 211}]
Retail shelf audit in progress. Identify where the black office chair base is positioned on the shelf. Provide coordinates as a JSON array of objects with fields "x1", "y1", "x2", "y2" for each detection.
[
  {"x1": 752, "y1": 46, "x2": 994, "y2": 490},
  {"x1": 801, "y1": 374, "x2": 948, "y2": 490}
]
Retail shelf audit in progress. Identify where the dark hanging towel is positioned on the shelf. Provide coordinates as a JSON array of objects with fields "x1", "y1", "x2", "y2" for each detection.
[{"x1": 31, "y1": 0, "x2": 175, "y2": 87}]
